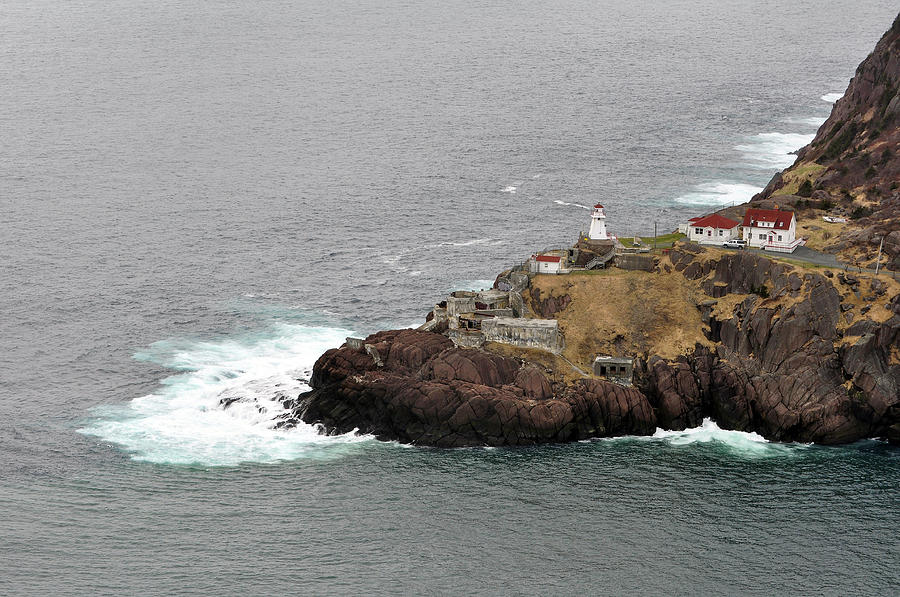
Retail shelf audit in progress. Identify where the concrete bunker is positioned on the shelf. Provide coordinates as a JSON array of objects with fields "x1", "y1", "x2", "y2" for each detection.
[{"x1": 592, "y1": 356, "x2": 634, "y2": 383}]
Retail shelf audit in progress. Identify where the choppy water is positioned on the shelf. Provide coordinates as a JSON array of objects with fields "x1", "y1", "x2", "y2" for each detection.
[{"x1": 2, "y1": 1, "x2": 899, "y2": 594}]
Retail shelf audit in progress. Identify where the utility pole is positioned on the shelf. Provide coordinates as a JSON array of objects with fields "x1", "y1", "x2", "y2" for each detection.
[
  {"x1": 875, "y1": 236, "x2": 883, "y2": 276},
  {"x1": 654, "y1": 221, "x2": 658, "y2": 250}
]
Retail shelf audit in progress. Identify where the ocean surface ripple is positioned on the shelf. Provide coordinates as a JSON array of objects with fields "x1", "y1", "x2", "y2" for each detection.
[{"x1": 2, "y1": 1, "x2": 899, "y2": 595}]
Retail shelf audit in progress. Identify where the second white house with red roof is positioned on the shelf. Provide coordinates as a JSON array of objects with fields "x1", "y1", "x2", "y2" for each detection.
[
  {"x1": 686, "y1": 213, "x2": 741, "y2": 244},
  {"x1": 742, "y1": 208, "x2": 801, "y2": 252}
]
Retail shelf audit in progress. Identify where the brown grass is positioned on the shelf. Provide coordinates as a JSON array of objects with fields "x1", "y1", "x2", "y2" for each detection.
[
  {"x1": 509, "y1": 247, "x2": 899, "y2": 374},
  {"x1": 482, "y1": 342, "x2": 586, "y2": 384},
  {"x1": 527, "y1": 268, "x2": 713, "y2": 370},
  {"x1": 797, "y1": 218, "x2": 846, "y2": 251},
  {"x1": 771, "y1": 161, "x2": 826, "y2": 196}
]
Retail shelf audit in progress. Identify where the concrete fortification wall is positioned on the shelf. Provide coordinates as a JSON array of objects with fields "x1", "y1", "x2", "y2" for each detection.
[{"x1": 481, "y1": 317, "x2": 561, "y2": 353}]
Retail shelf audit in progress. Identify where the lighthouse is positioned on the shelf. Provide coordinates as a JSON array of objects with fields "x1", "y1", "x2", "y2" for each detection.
[{"x1": 588, "y1": 203, "x2": 609, "y2": 240}]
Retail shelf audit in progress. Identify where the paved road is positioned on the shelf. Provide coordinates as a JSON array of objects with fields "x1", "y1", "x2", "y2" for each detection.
[
  {"x1": 744, "y1": 246, "x2": 841, "y2": 268},
  {"x1": 740, "y1": 245, "x2": 889, "y2": 274}
]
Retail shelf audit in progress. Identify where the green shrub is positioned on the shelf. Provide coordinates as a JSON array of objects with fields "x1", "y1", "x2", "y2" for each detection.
[
  {"x1": 850, "y1": 206, "x2": 872, "y2": 220},
  {"x1": 750, "y1": 284, "x2": 770, "y2": 299},
  {"x1": 820, "y1": 122, "x2": 859, "y2": 161}
]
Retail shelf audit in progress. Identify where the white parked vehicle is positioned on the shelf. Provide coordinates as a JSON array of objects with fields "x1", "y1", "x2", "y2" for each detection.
[{"x1": 722, "y1": 239, "x2": 746, "y2": 249}]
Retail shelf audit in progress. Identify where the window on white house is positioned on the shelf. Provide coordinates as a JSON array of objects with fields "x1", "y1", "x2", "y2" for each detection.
[
  {"x1": 759, "y1": 233, "x2": 766, "y2": 240},
  {"x1": 778, "y1": 235, "x2": 782, "y2": 241},
  {"x1": 719, "y1": 230, "x2": 724, "y2": 236},
  {"x1": 695, "y1": 228, "x2": 702, "y2": 234}
]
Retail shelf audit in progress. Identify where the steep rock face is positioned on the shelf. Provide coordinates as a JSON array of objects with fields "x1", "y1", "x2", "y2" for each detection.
[
  {"x1": 529, "y1": 287, "x2": 572, "y2": 318},
  {"x1": 756, "y1": 14, "x2": 900, "y2": 268},
  {"x1": 294, "y1": 250, "x2": 899, "y2": 446},
  {"x1": 644, "y1": 249, "x2": 900, "y2": 444},
  {"x1": 296, "y1": 329, "x2": 656, "y2": 447}
]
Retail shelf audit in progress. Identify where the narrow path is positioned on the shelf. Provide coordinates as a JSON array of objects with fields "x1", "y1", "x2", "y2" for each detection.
[{"x1": 558, "y1": 354, "x2": 590, "y2": 378}]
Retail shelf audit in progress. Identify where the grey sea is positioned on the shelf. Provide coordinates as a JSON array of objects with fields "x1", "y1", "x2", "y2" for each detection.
[{"x1": 3, "y1": 1, "x2": 899, "y2": 595}]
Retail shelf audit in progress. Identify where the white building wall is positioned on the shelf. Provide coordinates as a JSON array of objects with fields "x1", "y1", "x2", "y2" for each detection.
[
  {"x1": 537, "y1": 260, "x2": 561, "y2": 274},
  {"x1": 689, "y1": 225, "x2": 738, "y2": 243},
  {"x1": 743, "y1": 217, "x2": 795, "y2": 248}
]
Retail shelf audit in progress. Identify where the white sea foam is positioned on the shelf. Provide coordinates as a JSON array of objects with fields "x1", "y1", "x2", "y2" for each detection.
[
  {"x1": 501, "y1": 185, "x2": 517, "y2": 194},
  {"x1": 787, "y1": 116, "x2": 829, "y2": 127},
  {"x1": 735, "y1": 132, "x2": 814, "y2": 169},
  {"x1": 553, "y1": 199, "x2": 591, "y2": 210},
  {"x1": 650, "y1": 418, "x2": 805, "y2": 456},
  {"x1": 597, "y1": 418, "x2": 804, "y2": 456},
  {"x1": 673, "y1": 182, "x2": 763, "y2": 206},
  {"x1": 821, "y1": 92, "x2": 844, "y2": 103},
  {"x1": 79, "y1": 322, "x2": 376, "y2": 466}
]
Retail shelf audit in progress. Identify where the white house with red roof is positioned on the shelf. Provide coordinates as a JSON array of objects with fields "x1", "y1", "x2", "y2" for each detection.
[
  {"x1": 686, "y1": 213, "x2": 741, "y2": 244},
  {"x1": 742, "y1": 208, "x2": 801, "y2": 252},
  {"x1": 678, "y1": 216, "x2": 704, "y2": 234},
  {"x1": 533, "y1": 254, "x2": 563, "y2": 274}
]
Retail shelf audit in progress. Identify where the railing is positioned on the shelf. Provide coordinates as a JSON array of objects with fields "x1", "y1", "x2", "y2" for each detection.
[
  {"x1": 763, "y1": 238, "x2": 805, "y2": 253},
  {"x1": 585, "y1": 249, "x2": 616, "y2": 269}
]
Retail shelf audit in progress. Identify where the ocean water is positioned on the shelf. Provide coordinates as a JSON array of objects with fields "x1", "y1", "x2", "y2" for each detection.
[{"x1": 2, "y1": 1, "x2": 899, "y2": 594}]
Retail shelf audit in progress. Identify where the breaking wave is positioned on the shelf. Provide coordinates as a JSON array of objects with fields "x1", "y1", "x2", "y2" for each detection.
[
  {"x1": 821, "y1": 92, "x2": 844, "y2": 103},
  {"x1": 596, "y1": 418, "x2": 807, "y2": 457},
  {"x1": 649, "y1": 418, "x2": 804, "y2": 456},
  {"x1": 78, "y1": 322, "x2": 377, "y2": 466},
  {"x1": 788, "y1": 116, "x2": 829, "y2": 127},
  {"x1": 673, "y1": 182, "x2": 763, "y2": 206},
  {"x1": 735, "y1": 132, "x2": 814, "y2": 169}
]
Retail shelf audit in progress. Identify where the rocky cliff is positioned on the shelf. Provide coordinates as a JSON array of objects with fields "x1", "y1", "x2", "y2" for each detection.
[
  {"x1": 288, "y1": 16, "x2": 900, "y2": 448},
  {"x1": 754, "y1": 13, "x2": 900, "y2": 269},
  {"x1": 290, "y1": 247, "x2": 900, "y2": 447},
  {"x1": 285, "y1": 328, "x2": 656, "y2": 447}
]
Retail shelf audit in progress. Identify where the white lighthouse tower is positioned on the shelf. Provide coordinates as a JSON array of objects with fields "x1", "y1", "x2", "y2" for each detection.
[{"x1": 588, "y1": 203, "x2": 609, "y2": 240}]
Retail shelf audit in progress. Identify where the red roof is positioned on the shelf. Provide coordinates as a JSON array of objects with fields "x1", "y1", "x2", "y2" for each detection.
[
  {"x1": 593, "y1": 203, "x2": 603, "y2": 209},
  {"x1": 535, "y1": 254, "x2": 563, "y2": 263},
  {"x1": 742, "y1": 208, "x2": 794, "y2": 231},
  {"x1": 690, "y1": 214, "x2": 740, "y2": 230}
]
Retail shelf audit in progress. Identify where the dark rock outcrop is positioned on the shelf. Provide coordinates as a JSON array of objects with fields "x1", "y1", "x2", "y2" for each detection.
[
  {"x1": 291, "y1": 248, "x2": 900, "y2": 446},
  {"x1": 294, "y1": 329, "x2": 656, "y2": 447},
  {"x1": 529, "y1": 287, "x2": 572, "y2": 318},
  {"x1": 641, "y1": 250, "x2": 900, "y2": 444}
]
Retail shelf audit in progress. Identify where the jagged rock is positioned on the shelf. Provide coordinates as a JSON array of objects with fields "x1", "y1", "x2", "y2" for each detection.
[
  {"x1": 297, "y1": 330, "x2": 656, "y2": 447},
  {"x1": 296, "y1": 244, "x2": 900, "y2": 447},
  {"x1": 530, "y1": 287, "x2": 572, "y2": 318},
  {"x1": 758, "y1": 16, "x2": 900, "y2": 268}
]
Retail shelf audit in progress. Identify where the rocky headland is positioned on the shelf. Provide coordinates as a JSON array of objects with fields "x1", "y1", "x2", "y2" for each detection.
[
  {"x1": 286, "y1": 247, "x2": 900, "y2": 447},
  {"x1": 284, "y1": 15, "x2": 900, "y2": 448}
]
